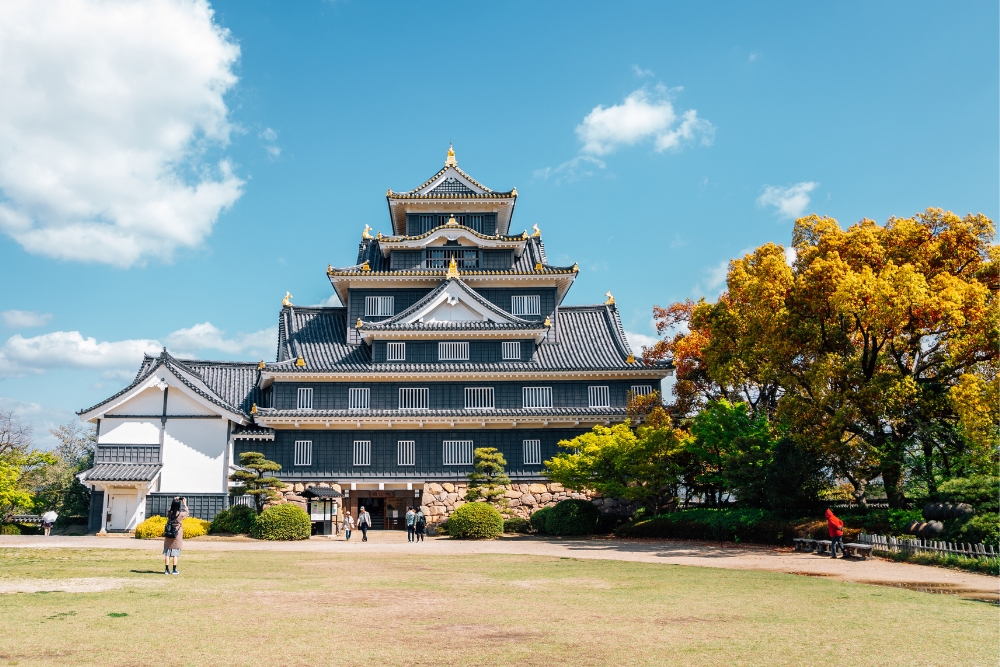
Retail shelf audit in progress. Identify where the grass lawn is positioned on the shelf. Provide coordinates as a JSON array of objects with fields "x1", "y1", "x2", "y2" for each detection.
[{"x1": 0, "y1": 548, "x2": 995, "y2": 667}]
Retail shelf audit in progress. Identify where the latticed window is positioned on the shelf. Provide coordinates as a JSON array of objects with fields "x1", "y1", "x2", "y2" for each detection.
[
  {"x1": 294, "y1": 441, "x2": 312, "y2": 466},
  {"x1": 522, "y1": 387, "x2": 552, "y2": 409},
  {"x1": 430, "y1": 177, "x2": 475, "y2": 194},
  {"x1": 464, "y1": 213, "x2": 497, "y2": 235},
  {"x1": 523, "y1": 440, "x2": 542, "y2": 466},
  {"x1": 426, "y1": 248, "x2": 478, "y2": 268},
  {"x1": 353, "y1": 440, "x2": 371, "y2": 466},
  {"x1": 465, "y1": 387, "x2": 494, "y2": 409},
  {"x1": 297, "y1": 388, "x2": 313, "y2": 410},
  {"x1": 442, "y1": 440, "x2": 474, "y2": 466},
  {"x1": 397, "y1": 440, "x2": 415, "y2": 466},
  {"x1": 511, "y1": 295, "x2": 541, "y2": 316},
  {"x1": 588, "y1": 386, "x2": 610, "y2": 408},
  {"x1": 365, "y1": 296, "x2": 394, "y2": 317},
  {"x1": 348, "y1": 388, "x2": 370, "y2": 410},
  {"x1": 630, "y1": 385, "x2": 653, "y2": 398},
  {"x1": 439, "y1": 342, "x2": 469, "y2": 361},
  {"x1": 502, "y1": 341, "x2": 521, "y2": 360},
  {"x1": 399, "y1": 388, "x2": 429, "y2": 410},
  {"x1": 386, "y1": 342, "x2": 405, "y2": 361}
]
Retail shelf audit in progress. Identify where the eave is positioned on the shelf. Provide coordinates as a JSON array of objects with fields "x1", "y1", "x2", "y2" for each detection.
[
  {"x1": 254, "y1": 412, "x2": 625, "y2": 431},
  {"x1": 259, "y1": 367, "x2": 673, "y2": 386},
  {"x1": 376, "y1": 226, "x2": 528, "y2": 256}
]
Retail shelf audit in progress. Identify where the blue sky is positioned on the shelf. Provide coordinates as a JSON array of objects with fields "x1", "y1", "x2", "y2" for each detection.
[{"x1": 0, "y1": 1, "x2": 996, "y2": 447}]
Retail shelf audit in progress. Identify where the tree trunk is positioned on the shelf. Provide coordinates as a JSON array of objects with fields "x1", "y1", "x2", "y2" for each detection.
[
  {"x1": 922, "y1": 439, "x2": 937, "y2": 495},
  {"x1": 881, "y1": 462, "x2": 907, "y2": 509}
]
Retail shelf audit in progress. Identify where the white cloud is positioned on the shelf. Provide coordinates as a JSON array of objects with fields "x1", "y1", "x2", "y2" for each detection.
[
  {"x1": 533, "y1": 156, "x2": 606, "y2": 184},
  {"x1": 260, "y1": 128, "x2": 278, "y2": 142},
  {"x1": 784, "y1": 246, "x2": 797, "y2": 266},
  {"x1": 576, "y1": 86, "x2": 714, "y2": 156},
  {"x1": 164, "y1": 322, "x2": 277, "y2": 357},
  {"x1": 625, "y1": 330, "x2": 659, "y2": 352},
  {"x1": 0, "y1": 0, "x2": 244, "y2": 267},
  {"x1": 0, "y1": 331, "x2": 162, "y2": 379},
  {"x1": 260, "y1": 127, "x2": 280, "y2": 159},
  {"x1": 312, "y1": 294, "x2": 343, "y2": 307},
  {"x1": 0, "y1": 396, "x2": 76, "y2": 450},
  {"x1": 2, "y1": 310, "x2": 52, "y2": 328},
  {"x1": 749, "y1": 51, "x2": 760, "y2": 62},
  {"x1": 632, "y1": 64, "x2": 654, "y2": 78},
  {"x1": 693, "y1": 258, "x2": 731, "y2": 298},
  {"x1": 757, "y1": 182, "x2": 819, "y2": 220}
]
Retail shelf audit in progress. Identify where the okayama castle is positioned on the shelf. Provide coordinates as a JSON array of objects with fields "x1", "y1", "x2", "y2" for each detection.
[{"x1": 77, "y1": 146, "x2": 672, "y2": 533}]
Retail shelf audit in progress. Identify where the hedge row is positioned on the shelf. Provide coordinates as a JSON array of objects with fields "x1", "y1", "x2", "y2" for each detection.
[{"x1": 134, "y1": 516, "x2": 211, "y2": 540}]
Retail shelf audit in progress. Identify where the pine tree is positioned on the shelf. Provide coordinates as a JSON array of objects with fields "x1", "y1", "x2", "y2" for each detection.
[
  {"x1": 229, "y1": 452, "x2": 283, "y2": 513},
  {"x1": 465, "y1": 447, "x2": 510, "y2": 507}
]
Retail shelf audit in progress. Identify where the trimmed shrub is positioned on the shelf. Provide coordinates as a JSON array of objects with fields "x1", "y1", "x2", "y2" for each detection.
[
  {"x1": 546, "y1": 499, "x2": 600, "y2": 536},
  {"x1": 0, "y1": 523, "x2": 22, "y2": 535},
  {"x1": 210, "y1": 505, "x2": 257, "y2": 535},
  {"x1": 134, "y1": 515, "x2": 167, "y2": 539},
  {"x1": 182, "y1": 517, "x2": 210, "y2": 538},
  {"x1": 251, "y1": 504, "x2": 311, "y2": 541},
  {"x1": 943, "y1": 512, "x2": 1000, "y2": 547},
  {"x1": 503, "y1": 516, "x2": 530, "y2": 534},
  {"x1": 937, "y1": 476, "x2": 999, "y2": 513},
  {"x1": 530, "y1": 507, "x2": 553, "y2": 534},
  {"x1": 447, "y1": 502, "x2": 503, "y2": 539},
  {"x1": 616, "y1": 508, "x2": 791, "y2": 544}
]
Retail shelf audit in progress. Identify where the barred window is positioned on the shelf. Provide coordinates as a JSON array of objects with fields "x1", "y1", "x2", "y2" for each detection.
[
  {"x1": 439, "y1": 341, "x2": 469, "y2": 361},
  {"x1": 348, "y1": 388, "x2": 370, "y2": 410},
  {"x1": 353, "y1": 440, "x2": 371, "y2": 466},
  {"x1": 442, "y1": 440, "x2": 474, "y2": 466},
  {"x1": 297, "y1": 388, "x2": 313, "y2": 410},
  {"x1": 630, "y1": 385, "x2": 654, "y2": 397},
  {"x1": 398, "y1": 440, "x2": 415, "y2": 466},
  {"x1": 522, "y1": 386, "x2": 553, "y2": 409},
  {"x1": 511, "y1": 295, "x2": 541, "y2": 316},
  {"x1": 399, "y1": 388, "x2": 429, "y2": 410},
  {"x1": 365, "y1": 296, "x2": 394, "y2": 317},
  {"x1": 294, "y1": 440, "x2": 312, "y2": 466},
  {"x1": 588, "y1": 385, "x2": 610, "y2": 408},
  {"x1": 386, "y1": 342, "x2": 405, "y2": 361},
  {"x1": 523, "y1": 439, "x2": 542, "y2": 466},
  {"x1": 465, "y1": 387, "x2": 494, "y2": 409},
  {"x1": 502, "y1": 341, "x2": 521, "y2": 360}
]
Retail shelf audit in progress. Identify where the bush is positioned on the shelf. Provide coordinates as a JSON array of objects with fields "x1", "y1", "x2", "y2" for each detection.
[
  {"x1": 0, "y1": 524, "x2": 22, "y2": 535},
  {"x1": 446, "y1": 502, "x2": 503, "y2": 539},
  {"x1": 210, "y1": 505, "x2": 258, "y2": 535},
  {"x1": 943, "y1": 512, "x2": 1000, "y2": 547},
  {"x1": 182, "y1": 517, "x2": 210, "y2": 538},
  {"x1": 134, "y1": 515, "x2": 167, "y2": 539},
  {"x1": 530, "y1": 507, "x2": 553, "y2": 534},
  {"x1": 877, "y1": 549, "x2": 1000, "y2": 576},
  {"x1": 503, "y1": 516, "x2": 530, "y2": 534},
  {"x1": 937, "y1": 476, "x2": 999, "y2": 513},
  {"x1": 251, "y1": 504, "x2": 311, "y2": 541},
  {"x1": 616, "y1": 508, "x2": 791, "y2": 544},
  {"x1": 546, "y1": 499, "x2": 600, "y2": 536}
]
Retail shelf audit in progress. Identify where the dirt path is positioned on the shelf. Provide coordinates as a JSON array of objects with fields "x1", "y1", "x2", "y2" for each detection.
[{"x1": 3, "y1": 533, "x2": 996, "y2": 600}]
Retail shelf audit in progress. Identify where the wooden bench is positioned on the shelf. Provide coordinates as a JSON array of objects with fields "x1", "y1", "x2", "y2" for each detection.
[
  {"x1": 843, "y1": 543, "x2": 874, "y2": 560},
  {"x1": 793, "y1": 538, "x2": 816, "y2": 552}
]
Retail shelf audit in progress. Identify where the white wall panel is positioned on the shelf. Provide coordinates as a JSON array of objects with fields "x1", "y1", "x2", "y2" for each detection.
[
  {"x1": 99, "y1": 419, "x2": 160, "y2": 445},
  {"x1": 165, "y1": 388, "x2": 216, "y2": 416},
  {"x1": 160, "y1": 419, "x2": 227, "y2": 492},
  {"x1": 106, "y1": 386, "x2": 164, "y2": 416}
]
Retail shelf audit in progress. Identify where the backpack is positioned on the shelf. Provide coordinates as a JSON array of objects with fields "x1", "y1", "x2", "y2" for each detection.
[
  {"x1": 416, "y1": 515, "x2": 426, "y2": 530},
  {"x1": 163, "y1": 519, "x2": 178, "y2": 539}
]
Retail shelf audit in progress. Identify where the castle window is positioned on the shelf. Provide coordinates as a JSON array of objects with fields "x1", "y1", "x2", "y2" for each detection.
[
  {"x1": 397, "y1": 440, "x2": 415, "y2": 466},
  {"x1": 294, "y1": 440, "x2": 312, "y2": 467},
  {"x1": 386, "y1": 342, "x2": 405, "y2": 361},
  {"x1": 630, "y1": 385, "x2": 654, "y2": 397},
  {"x1": 588, "y1": 386, "x2": 610, "y2": 409},
  {"x1": 523, "y1": 440, "x2": 542, "y2": 466},
  {"x1": 353, "y1": 440, "x2": 371, "y2": 466},
  {"x1": 511, "y1": 295, "x2": 541, "y2": 316},
  {"x1": 348, "y1": 388, "x2": 370, "y2": 410},
  {"x1": 365, "y1": 296, "x2": 394, "y2": 317},
  {"x1": 442, "y1": 440, "x2": 474, "y2": 466},
  {"x1": 502, "y1": 341, "x2": 521, "y2": 360},
  {"x1": 426, "y1": 248, "x2": 478, "y2": 269},
  {"x1": 522, "y1": 387, "x2": 552, "y2": 409},
  {"x1": 465, "y1": 387, "x2": 494, "y2": 409},
  {"x1": 297, "y1": 388, "x2": 313, "y2": 410},
  {"x1": 439, "y1": 341, "x2": 469, "y2": 361},
  {"x1": 399, "y1": 388, "x2": 429, "y2": 410}
]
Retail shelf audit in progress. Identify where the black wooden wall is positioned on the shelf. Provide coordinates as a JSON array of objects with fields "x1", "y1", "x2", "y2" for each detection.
[{"x1": 371, "y1": 339, "x2": 535, "y2": 363}]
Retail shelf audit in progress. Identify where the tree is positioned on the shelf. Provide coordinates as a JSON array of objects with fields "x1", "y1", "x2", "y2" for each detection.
[
  {"x1": 465, "y1": 447, "x2": 511, "y2": 506},
  {"x1": 229, "y1": 452, "x2": 282, "y2": 513},
  {"x1": 33, "y1": 421, "x2": 96, "y2": 520},
  {"x1": 0, "y1": 411, "x2": 56, "y2": 521}
]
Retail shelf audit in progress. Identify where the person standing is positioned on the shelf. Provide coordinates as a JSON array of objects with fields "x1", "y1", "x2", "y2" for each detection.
[
  {"x1": 357, "y1": 505, "x2": 371, "y2": 542},
  {"x1": 162, "y1": 497, "x2": 188, "y2": 575},
  {"x1": 41, "y1": 510, "x2": 58, "y2": 537},
  {"x1": 342, "y1": 510, "x2": 354, "y2": 541},
  {"x1": 826, "y1": 508, "x2": 845, "y2": 558},
  {"x1": 405, "y1": 506, "x2": 416, "y2": 543},
  {"x1": 414, "y1": 508, "x2": 426, "y2": 543}
]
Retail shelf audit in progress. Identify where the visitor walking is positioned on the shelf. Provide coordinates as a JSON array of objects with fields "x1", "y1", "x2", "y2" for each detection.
[
  {"x1": 414, "y1": 508, "x2": 426, "y2": 542},
  {"x1": 357, "y1": 506, "x2": 371, "y2": 542},
  {"x1": 163, "y1": 497, "x2": 188, "y2": 575},
  {"x1": 41, "y1": 510, "x2": 58, "y2": 537},
  {"x1": 826, "y1": 508, "x2": 845, "y2": 558},
  {"x1": 342, "y1": 510, "x2": 354, "y2": 541},
  {"x1": 405, "y1": 506, "x2": 416, "y2": 542}
]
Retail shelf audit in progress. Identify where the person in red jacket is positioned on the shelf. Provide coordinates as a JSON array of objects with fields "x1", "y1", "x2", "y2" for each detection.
[{"x1": 826, "y1": 508, "x2": 845, "y2": 558}]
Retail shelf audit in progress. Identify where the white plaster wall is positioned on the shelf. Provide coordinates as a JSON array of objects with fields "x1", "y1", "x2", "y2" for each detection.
[
  {"x1": 160, "y1": 419, "x2": 228, "y2": 493},
  {"x1": 164, "y1": 388, "x2": 216, "y2": 416},
  {"x1": 99, "y1": 419, "x2": 160, "y2": 445},
  {"x1": 107, "y1": 386, "x2": 165, "y2": 415}
]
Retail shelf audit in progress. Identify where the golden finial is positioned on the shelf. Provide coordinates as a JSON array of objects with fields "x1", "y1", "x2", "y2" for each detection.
[
  {"x1": 446, "y1": 214, "x2": 459, "y2": 227},
  {"x1": 377, "y1": 231, "x2": 383, "y2": 241},
  {"x1": 362, "y1": 224, "x2": 372, "y2": 239},
  {"x1": 531, "y1": 223, "x2": 541, "y2": 237},
  {"x1": 573, "y1": 263, "x2": 579, "y2": 272},
  {"x1": 258, "y1": 359, "x2": 265, "y2": 369},
  {"x1": 626, "y1": 353, "x2": 636, "y2": 364},
  {"x1": 361, "y1": 261, "x2": 370, "y2": 271},
  {"x1": 446, "y1": 256, "x2": 460, "y2": 280},
  {"x1": 445, "y1": 142, "x2": 457, "y2": 167},
  {"x1": 511, "y1": 187, "x2": 517, "y2": 196},
  {"x1": 250, "y1": 403, "x2": 258, "y2": 414},
  {"x1": 534, "y1": 262, "x2": 543, "y2": 271},
  {"x1": 543, "y1": 316, "x2": 551, "y2": 327},
  {"x1": 605, "y1": 291, "x2": 615, "y2": 305},
  {"x1": 327, "y1": 264, "x2": 333, "y2": 274},
  {"x1": 295, "y1": 357, "x2": 306, "y2": 368},
  {"x1": 356, "y1": 318, "x2": 363, "y2": 329},
  {"x1": 282, "y1": 292, "x2": 293, "y2": 307},
  {"x1": 521, "y1": 230, "x2": 528, "y2": 239}
]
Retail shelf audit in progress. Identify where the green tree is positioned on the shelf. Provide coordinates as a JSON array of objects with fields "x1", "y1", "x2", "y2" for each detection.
[
  {"x1": 0, "y1": 411, "x2": 56, "y2": 521},
  {"x1": 465, "y1": 447, "x2": 511, "y2": 506},
  {"x1": 229, "y1": 451, "x2": 283, "y2": 513},
  {"x1": 33, "y1": 421, "x2": 96, "y2": 521}
]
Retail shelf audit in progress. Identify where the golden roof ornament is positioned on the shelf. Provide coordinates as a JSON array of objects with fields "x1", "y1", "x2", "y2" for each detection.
[
  {"x1": 534, "y1": 262, "x2": 543, "y2": 271},
  {"x1": 446, "y1": 256, "x2": 460, "y2": 280},
  {"x1": 531, "y1": 223, "x2": 541, "y2": 237},
  {"x1": 445, "y1": 214, "x2": 459, "y2": 227},
  {"x1": 362, "y1": 224, "x2": 372, "y2": 239},
  {"x1": 511, "y1": 187, "x2": 517, "y2": 196},
  {"x1": 327, "y1": 264, "x2": 333, "y2": 275},
  {"x1": 356, "y1": 318, "x2": 363, "y2": 329},
  {"x1": 295, "y1": 357, "x2": 306, "y2": 368},
  {"x1": 250, "y1": 403, "x2": 258, "y2": 414},
  {"x1": 445, "y1": 142, "x2": 457, "y2": 167},
  {"x1": 258, "y1": 359, "x2": 265, "y2": 369},
  {"x1": 544, "y1": 316, "x2": 551, "y2": 327},
  {"x1": 626, "y1": 353, "x2": 636, "y2": 364},
  {"x1": 361, "y1": 260, "x2": 371, "y2": 271},
  {"x1": 573, "y1": 263, "x2": 579, "y2": 272},
  {"x1": 282, "y1": 292, "x2": 293, "y2": 307},
  {"x1": 521, "y1": 230, "x2": 528, "y2": 239},
  {"x1": 605, "y1": 291, "x2": 615, "y2": 305}
]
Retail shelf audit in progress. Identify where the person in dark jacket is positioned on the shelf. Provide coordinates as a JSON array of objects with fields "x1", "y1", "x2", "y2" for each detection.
[
  {"x1": 414, "y1": 509, "x2": 426, "y2": 542},
  {"x1": 163, "y1": 497, "x2": 189, "y2": 575},
  {"x1": 357, "y1": 506, "x2": 371, "y2": 542},
  {"x1": 826, "y1": 508, "x2": 845, "y2": 558}
]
